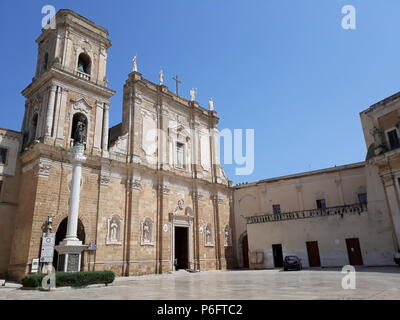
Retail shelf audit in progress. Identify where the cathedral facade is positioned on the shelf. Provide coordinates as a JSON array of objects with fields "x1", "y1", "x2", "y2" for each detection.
[{"x1": 0, "y1": 9, "x2": 234, "y2": 280}]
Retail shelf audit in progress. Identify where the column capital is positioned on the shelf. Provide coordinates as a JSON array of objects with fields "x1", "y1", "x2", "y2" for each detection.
[{"x1": 70, "y1": 144, "x2": 87, "y2": 164}]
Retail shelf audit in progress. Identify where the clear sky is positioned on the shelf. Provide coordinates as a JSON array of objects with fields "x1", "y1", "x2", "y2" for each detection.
[{"x1": 1, "y1": 0, "x2": 400, "y2": 183}]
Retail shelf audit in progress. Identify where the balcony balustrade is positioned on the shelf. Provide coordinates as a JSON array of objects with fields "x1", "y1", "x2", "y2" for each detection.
[
  {"x1": 246, "y1": 203, "x2": 367, "y2": 224},
  {"x1": 77, "y1": 70, "x2": 90, "y2": 81}
]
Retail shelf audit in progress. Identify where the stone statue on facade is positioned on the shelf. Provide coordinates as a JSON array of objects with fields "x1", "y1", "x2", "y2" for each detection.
[
  {"x1": 224, "y1": 226, "x2": 231, "y2": 247},
  {"x1": 370, "y1": 126, "x2": 388, "y2": 155},
  {"x1": 205, "y1": 225, "x2": 212, "y2": 244},
  {"x1": 110, "y1": 219, "x2": 118, "y2": 242},
  {"x1": 208, "y1": 98, "x2": 214, "y2": 111},
  {"x1": 132, "y1": 55, "x2": 137, "y2": 72},
  {"x1": 173, "y1": 199, "x2": 185, "y2": 215},
  {"x1": 143, "y1": 220, "x2": 151, "y2": 243},
  {"x1": 73, "y1": 116, "x2": 87, "y2": 146},
  {"x1": 189, "y1": 88, "x2": 197, "y2": 102},
  {"x1": 159, "y1": 69, "x2": 164, "y2": 85}
]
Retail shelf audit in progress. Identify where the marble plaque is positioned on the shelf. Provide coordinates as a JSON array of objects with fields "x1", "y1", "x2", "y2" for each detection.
[{"x1": 67, "y1": 254, "x2": 80, "y2": 272}]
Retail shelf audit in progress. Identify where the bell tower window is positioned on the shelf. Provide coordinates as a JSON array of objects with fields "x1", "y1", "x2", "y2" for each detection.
[
  {"x1": 77, "y1": 53, "x2": 91, "y2": 75},
  {"x1": 30, "y1": 113, "x2": 38, "y2": 143}
]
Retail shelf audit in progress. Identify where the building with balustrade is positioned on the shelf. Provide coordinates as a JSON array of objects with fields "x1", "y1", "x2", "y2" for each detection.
[{"x1": 233, "y1": 94, "x2": 400, "y2": 269}]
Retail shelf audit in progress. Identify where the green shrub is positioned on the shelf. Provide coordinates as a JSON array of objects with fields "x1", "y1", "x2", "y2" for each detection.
[
  {"x1": 21, "y1": 271, "x2": 115, "y2": 288},
  {"x1": 21, "y1": 273, "x2": 45, "y2": 288}
]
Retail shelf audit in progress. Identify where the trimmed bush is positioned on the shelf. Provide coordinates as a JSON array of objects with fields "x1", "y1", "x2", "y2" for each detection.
[
  {"x1": 21, "y1": 273, "x2": 46, "y2": 288},
  {"x1": 21, "y1": 271, "x2": 115, "y2": 288}
]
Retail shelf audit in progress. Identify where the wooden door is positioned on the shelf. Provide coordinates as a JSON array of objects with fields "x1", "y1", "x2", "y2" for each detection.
[
  {"x1": 272, "y1": 244, "x2": 283, "y2": 268},
  {"x1": 175, "y1": 227, "x2": 189, "y2": 269},
  {"x1": 242, "y1": 235, "x2": 249, "y2": 268},
  {"x1": 346, "y1": 238, "x2": 363, "y2": 266},
  {"x1": 306, "y1": 241, "x2": 321, "y2": 267}
]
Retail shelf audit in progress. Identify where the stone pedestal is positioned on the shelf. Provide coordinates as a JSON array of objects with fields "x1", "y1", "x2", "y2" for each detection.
[
  {"x1": 55, "y1": 144, "x2": 87, "y2": 272},
  {"x1": 55, "y1": 240, "x2": 87, "y2": 272}
]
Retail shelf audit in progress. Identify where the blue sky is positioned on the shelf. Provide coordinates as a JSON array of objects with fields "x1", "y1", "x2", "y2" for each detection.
[{"x1": 1, "y1": 0, "x2": 400, "y2": 183}]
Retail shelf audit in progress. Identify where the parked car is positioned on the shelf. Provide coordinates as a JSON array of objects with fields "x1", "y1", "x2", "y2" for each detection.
[
  {"x1": 394, "y1": 251, "x2": 400, "y2": 266},
  {"x1": 283, "y1": 256, "x2": 302, "y2": 271}
]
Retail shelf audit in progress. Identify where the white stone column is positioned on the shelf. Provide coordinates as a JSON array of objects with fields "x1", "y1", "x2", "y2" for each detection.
[
  {"x1": 45, "y1": 85, "x2": 57, "y2": 137},
  {"x1": 102, "y1": 103, "x2": 110, "y2": 154},
  {"x1": 93, "y1": 102, "x2": 104, "y2": 150},
  {"x1": 55, "y1": 87, "x2": 68, "y2": 141},
  {"x1": 55, "y1": 144, "x2": 88, "y2": 272},
  {"x1": 65, "y1": 144, "x2": 86, "y2": 242}
]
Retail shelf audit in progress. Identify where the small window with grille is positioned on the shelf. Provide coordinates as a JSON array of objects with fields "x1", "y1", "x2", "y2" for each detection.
[
  {"x1": 316, "y1": 199, "x2": 327, "y2": 209},
  {"x1": 272, "y1": 204, "x2": 281, "y2": 214}
]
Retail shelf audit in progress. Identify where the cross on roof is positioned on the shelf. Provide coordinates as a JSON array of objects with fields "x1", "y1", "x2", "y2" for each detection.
[{"x1": 172, "y1": 75, "x2": 181, "y2": 96}]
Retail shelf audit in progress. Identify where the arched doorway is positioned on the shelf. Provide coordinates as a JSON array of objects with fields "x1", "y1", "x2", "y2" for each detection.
[
  {"x1": 53, "y1": 217, "x2": 86, "y2": 271},
  {"x1": 242, "y1": 235, "x2": 249, "y2": 268}
]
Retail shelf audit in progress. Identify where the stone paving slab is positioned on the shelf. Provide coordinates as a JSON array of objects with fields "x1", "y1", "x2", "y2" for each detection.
[{"x1": 0, "y1": 267, "x2": 399, "y2": 300}]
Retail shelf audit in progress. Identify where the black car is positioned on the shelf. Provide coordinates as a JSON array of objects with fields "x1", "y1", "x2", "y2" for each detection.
[{"x1": 283, "y1": 256, "x2": 302, "y2": 271}]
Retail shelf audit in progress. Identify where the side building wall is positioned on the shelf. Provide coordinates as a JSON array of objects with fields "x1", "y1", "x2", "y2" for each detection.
[
  {"x1": 0, "y1": 129, "x2": 22, "y2": 278},
  {"x1": 234, "y1": 162, "x2": 397, "y2": 269}
]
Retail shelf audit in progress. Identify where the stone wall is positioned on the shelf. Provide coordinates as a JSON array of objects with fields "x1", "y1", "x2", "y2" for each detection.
[{"x1": 0, "y1": 129, "x2": 22, "y2": 278}]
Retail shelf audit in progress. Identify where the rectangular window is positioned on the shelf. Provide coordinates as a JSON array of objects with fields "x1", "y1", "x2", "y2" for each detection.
[
  {"x1": 0, "y1": 148, "x2": 7, "y2": 165},
  {"x1": 387, "y1": 129, "x2": 400, "y2": 150},
  {"x1": 316, "y1": 199, "x2": 327, "y2": 209},
  {"x1": 0, "y1": 180, "x2": 3, "y2": 195},
  {"x1": 358, "y1": 193, "x2": 367, "y2": 204},
  {"x1": 272, "y1": 204, "x2": 281, "y2": 214},
  {"x1": 176, "y1": 142, "x2": 184, "y2": 169}
]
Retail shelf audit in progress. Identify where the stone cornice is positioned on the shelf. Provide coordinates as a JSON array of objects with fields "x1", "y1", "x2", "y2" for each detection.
[
  {"x1": 367, "y1": 148, "x2": 400, "y2": 167},
  {"x1": 0, "y1": 129, "x2": 23, "y2": 142},
  {"x1": 22, "y1": 67, "x2": 115, "y2": 100},
  {"x1": 36, "y1": 9, "x2": 110, "y2": 45},
  {"x1": 19, "y1": 143, "x2": 231, "y2": 193},
  {"x1": 126, "y1": 72, "x2": 219, "y2": 123},
  {"x1": 360, "y1": 91, "x2": 400, "y2": 116}
]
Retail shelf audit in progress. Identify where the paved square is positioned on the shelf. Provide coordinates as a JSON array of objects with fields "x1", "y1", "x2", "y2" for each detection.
[{"x1": 1, "y1": 267, "x2": 400, "y2": 300}]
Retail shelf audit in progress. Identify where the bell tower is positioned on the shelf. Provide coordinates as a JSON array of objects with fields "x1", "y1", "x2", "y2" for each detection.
[{"x1": 21, "y1": 9, "x2": 115, "y2": 155}]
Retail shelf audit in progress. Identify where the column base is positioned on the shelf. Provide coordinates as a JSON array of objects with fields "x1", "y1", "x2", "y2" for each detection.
[{"x1": 55, "y1": 240, "x2": 87, "y2": 272}]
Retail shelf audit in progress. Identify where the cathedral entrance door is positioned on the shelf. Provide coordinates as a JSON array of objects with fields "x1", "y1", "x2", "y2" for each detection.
[{"x1": 174, "y1": 226, "x2": 189, "y2": 270}]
